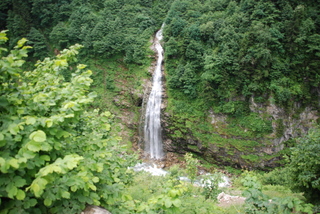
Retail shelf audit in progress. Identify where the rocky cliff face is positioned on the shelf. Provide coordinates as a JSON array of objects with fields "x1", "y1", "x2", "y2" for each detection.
[
  {"x1": 161, "y1": 96, "x2": 319, "y2": 169},
  {"x1": 249, "y1": 97, "x2": 318, "y2": 150}
]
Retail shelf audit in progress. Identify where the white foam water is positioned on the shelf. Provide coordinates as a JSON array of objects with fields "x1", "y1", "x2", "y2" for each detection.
[
  {"x1": 131, "y1": 162, "x2": 168, "y2": 176},
  {"x1": 144, "y1": 26, "x2": 165, "y2": 159}
]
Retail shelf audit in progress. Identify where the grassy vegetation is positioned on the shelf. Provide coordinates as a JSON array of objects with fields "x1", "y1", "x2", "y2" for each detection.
[
  {"x1": 82, "y1": 52, "x2": 153, "y2": 150},
  {"x1": 122, "y1": 160, "x2": 313, "y2": 214},
  {"x1": 124, "y1": 168, "x2": 233, "y2": 213}
]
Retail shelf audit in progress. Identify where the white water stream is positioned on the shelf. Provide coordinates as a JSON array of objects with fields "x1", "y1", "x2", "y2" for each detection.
[{"x1": 143, "y1": 27, "x2": 164, "y2": 159}]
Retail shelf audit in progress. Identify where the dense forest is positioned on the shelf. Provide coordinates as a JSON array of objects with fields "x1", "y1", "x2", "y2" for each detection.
[
  {"x1": 0, "y1": 0, "x2": 170, "y2": 61},
  {"x1": 0, "y1": 0, "x2": 319, "y2": 213},
  {"x1": 164, "y1": 0, "x2": 320, "y2": 105},
  {"x1": 161, "y1": 0, "x2": 320, "y2": 170}
]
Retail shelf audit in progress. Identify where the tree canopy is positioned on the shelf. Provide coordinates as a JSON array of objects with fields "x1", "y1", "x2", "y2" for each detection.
[
  {"x1": 164, "y1": 0, "x2": 320, "y2": 110},
  {"x1": 287, "y1": 127, "x2": 320, "y2": 202},
  {"x1": 0, "y1": 0, "x2": 173, "y2": 63}
]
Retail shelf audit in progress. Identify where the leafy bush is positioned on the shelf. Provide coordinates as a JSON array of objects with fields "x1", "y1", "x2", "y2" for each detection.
[
  {"x1": 200, "y1": 172, "x2": 223, "y2": 200},
  {"x1": 167, "y1": 164, "x2": 186, "y2": 178},
  {"x1": 286, "y1": 127, "x2": 320, "y2": 203},
  {"x1": 184, "y1": 153, "x2": 199, "y2": 183},
  {"x1": 261, "y1": 167, "x2": 291, "y2": 186},
  {"x1": 0, "y1": 32, "x2": 136, "y2": 213},
  {"x1": 242, "y1": 174, "x2": 313, "y2": 214}
]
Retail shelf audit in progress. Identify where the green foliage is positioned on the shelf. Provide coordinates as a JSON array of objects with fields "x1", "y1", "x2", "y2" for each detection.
[
  {"x1": 163, "y1": 0, "x2": 320, "y2": 172},
  {"x1": 200, "y1": 172, "x2": 223, "y2": 200},
  {"x1": 26, "y1": 27, "x2": 49, "y2": 60},
  {"x1": 1, "y1": 0, "x2": 173, "y2": 62},
  {"x1": 165, "y1": 93, "x2": 274, "y2": 168},
  {"x1": 132, "y1": 182, "x2": 186, "y2": 214},
  {"x1": 168, "y1": 63, "x2": 198, "y2": 98},
  {"x1": 184, "y1": 153, "x2": 199, "y2": 183},
  {"x1": 5, "y1": 0, "x2": 32, "y2": 38},
  {"x1": 261, "y1": 167, "x2": 291, "y2": 187},
  {"x1": 164, "y1": 0, "x2": 320, "y2": 115},
  {"x1": 164, "y1": 36, "x2": 180, "y2": 58},
  {"x1": 275, "y1": 119, "x2": 285, "y2": 138},
  {"x1": 236, "y1": 113, "x2": 273, "y2": 137},
  {"x1": 242, "y1": 174, "x2": 314, "y2": 214},
  {"x1": 124, "y1": 171, "x2": 224, "y2": 214},
  {"x1": 167, "y1": 164, "x2": 186, "y2": 178},
  {"x1": 286, "y1": 127, "x2": 320, "y2": 203},
  {"x1": 49, "y1": 22, "x2": 69, "y2": 50},
  {"x1": 30, "y1": 0, "x2": 71, "y2": 29},
  {"x1": 270, "y1": 77, "x2": 303, "y2": 104},
  {"x1": 0, "y1": 32, "x2": 136, "y2": 213}
]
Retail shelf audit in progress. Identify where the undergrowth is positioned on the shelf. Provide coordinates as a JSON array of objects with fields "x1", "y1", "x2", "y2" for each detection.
[
  {"x1": 83, "y1": 54, "x2": 152, "y2": 150},
  {"x1": 122, "y1": 162, "x2": 315, "y2": 213}
]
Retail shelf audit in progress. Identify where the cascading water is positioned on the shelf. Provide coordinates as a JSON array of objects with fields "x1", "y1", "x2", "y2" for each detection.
[
  {"x1": 137, "y1": 28, "x2": 231, "y2": 187},
  {"x1": 144, "y1": 26, "x2": 164, "y2": 159}
]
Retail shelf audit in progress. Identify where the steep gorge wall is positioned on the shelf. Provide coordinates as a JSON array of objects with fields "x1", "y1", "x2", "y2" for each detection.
[{"x1": 161, "y1": 97, "x2": 319, "y2": 169}]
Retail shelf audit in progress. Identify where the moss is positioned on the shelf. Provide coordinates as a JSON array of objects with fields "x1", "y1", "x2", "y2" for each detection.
[
  {"x1": 173, "y1": 130, "x2": 183, "y2": 138},
  {"x1": 86, "y1": 54, "x2": 151, "y2": 152},
  {"x1": 224, "y1": 166, "x2": 243, "y2": 175},
  {"x1": 187, "y1": 145, "x2": 201, "y2": 153},
  {"x1": 165, "y1": 87, "x2": 283, "y2": 168},
  {"x1": 241, "y1": 154, "x2": 260, "y2": 163},
  {"x1": 226, "y1": 150, "x2": 235, "y2": 156},
  {"x1": 167, "y1": 106, "x2": 268, "y2": 166}
]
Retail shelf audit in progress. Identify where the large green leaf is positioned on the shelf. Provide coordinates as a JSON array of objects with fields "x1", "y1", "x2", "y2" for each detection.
[
  {"x1": 29, "y1": 178, "x2": 48, "y2": 197},
  {"x1": 27, "y1": 140, "x2": 42, "y2": 152},
  {"x1": 40, "y1": 142, "x2": 53, "y2": 151},
  {"x1": 17, "y1": 38, "x2": 28, "y2": 48},
  {"x1": 45, "y1": 119, "x2": 53, "y2": 127},
  {"x1": 23, "y1": 198, "x2": 37, "y2": 209},
  {"x1": 172, "y1": 199, "x2": 181, "y2": 207},
  {"x1": 44, "y1": 198, "x2": 52, "y2": 206},
  {"x1": 0, "y1": 157, "x2": 8, "y2": 173},
  {"x1": 21, "y1": 149, "x2": 36, "y2": 159},
  {"x1": 92, "y1": 177, "x2": 99, "y2": 183},
  {"x1": 6, "y1": 183, "x2": 18, "y2": 199},
  {"x1": 16, "y1": 189, "x2": 26, "y2": 200},
  {"x1": 14, "y1": 176, "x2": 26, "y2": 187},
  {"x1": 8, "y1": 123, "x2": 19, "y2": 135},
  {"x1": 165, "y1": 198, "x2": 172, "y2": 208},
  {"x1": 61, "y1": 191, "x2": 70, "y2": 199},
  {"x1": 29, "y1": 130, "x2": 46, "y2": 142},
  {"x1": 25, "y1": 116, "x2": 36, "y2": 125},
  {"x1": 9, "y1": 158, "x2": 19, "y2": 169}
]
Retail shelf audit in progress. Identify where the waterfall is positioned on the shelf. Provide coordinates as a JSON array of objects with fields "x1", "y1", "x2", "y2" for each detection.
[{"x1": 144, "y1": 26, "x2": 164, "y2": 159}]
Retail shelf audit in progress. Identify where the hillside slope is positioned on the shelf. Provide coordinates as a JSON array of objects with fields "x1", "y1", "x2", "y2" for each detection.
[{"x1": 162, "y1": 0, "x2": 320, "y2": 169}]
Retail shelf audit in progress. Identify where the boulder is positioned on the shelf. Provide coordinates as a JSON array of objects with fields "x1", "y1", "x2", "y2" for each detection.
[{"x1": 81, "y1": 205, "x2": 112, "y2": 214}]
